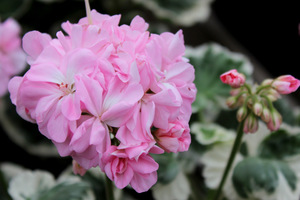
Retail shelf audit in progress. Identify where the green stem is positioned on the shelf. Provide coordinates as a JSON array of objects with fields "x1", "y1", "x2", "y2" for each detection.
[
  {"x1": 212, "y1": 118, "x2": 246, "y2": 200},
  {"x1": 105, "y1": 175, "x2": 115, "y2": 200}
]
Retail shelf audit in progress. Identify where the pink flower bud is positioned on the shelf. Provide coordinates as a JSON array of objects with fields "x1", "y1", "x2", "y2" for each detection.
[
  {"x1": 72, "y1": 160, "x2": 87, "y2": 176},
  {"x1": 253, "y1": 101, "x2": 263, "y2": 116},
  {"x1": 220, "y1": 69, "x2": 246, "y2": 88},
  {"x1": 267, "y1": 110, "x2": 282, "y2": 131},
  {"x1": 236, "y1": 106, "x2": 247, "y2": 122},
  {"x1": 266, "y1": 89, "x2": 280, "y2": 102},
  {"x1": 272, "y1": 75, "x2": 300, "y2": 94},
  {"x1": 243, "y1": 114, "x2": 258, "y2": 133},
  {"x1": 226, "y1": 96, "x2": 238, "y2": 108},
  {"x1": 261, "y1": 107, "x2": 271, "y2": 123}
]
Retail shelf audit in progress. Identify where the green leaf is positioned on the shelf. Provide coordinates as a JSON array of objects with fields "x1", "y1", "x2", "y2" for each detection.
[
  {"x1": 191, "y1": 122, "x2": 235, "y2": 145},
  {"x1": 34, "y1": 181, "x2": 91, "y2": 200},
  {"x1": 232, "y1": 157, "x2": 297, "y2": 198},
  {"x1": 186, "y1": 43, "x2": 253, "y2": 116},
  {"x1": 258, "y1": 129, "x2": 300, "y2": 160}
]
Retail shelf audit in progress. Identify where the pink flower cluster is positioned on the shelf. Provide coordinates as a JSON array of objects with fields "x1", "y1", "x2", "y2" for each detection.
[
  {"x1": 0, "y1": 18, "x2": 26, "y2": 97},
  {"x1": 8, "y1": 10, "x2": 196, "y2": 192}
]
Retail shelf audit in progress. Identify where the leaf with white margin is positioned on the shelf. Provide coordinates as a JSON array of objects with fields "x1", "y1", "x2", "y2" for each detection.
[
  {"x1": 8, "y1": 170, "x2": 56, "y2": 200},
  {"x1": 191, "y1": 122, "x2": 235, "y2": 145},
  {"x1": 201, "y1": 141, "x2": 243, "y2": 189},
  {"x1": 132, "y1": 0, "x2": 214, "y2": 26},
  {"x1": 152, "y1": 171, "x2": 191, "y2": 200},
  {"x1": 0, "y1": 162, "x2": 26, "y2": 183},
  {"x1": 231, "y1": 157, "x2": 299, "y2": 200},
  {"x1": 185, "y1": 43, "x2": 253, "y2": 121}
]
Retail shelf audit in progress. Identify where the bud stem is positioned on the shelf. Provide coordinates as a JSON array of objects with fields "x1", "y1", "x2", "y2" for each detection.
[
  {"x1": 105, "y1": 175, "x2": 115, "y2": 200},
  {"x1": 84, "y1": 0, "x2": 93, "y2": 25},
  {"x1": 213, "y1": 116, "x2": 247, "y2": 200}
]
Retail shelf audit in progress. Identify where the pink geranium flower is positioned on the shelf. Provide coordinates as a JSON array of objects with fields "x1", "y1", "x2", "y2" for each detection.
[
  {"x1": 0, "y1": 18, "x2": 26, "y2": 96},
  {"x1": 101, "y1": 145, "x2": 158, "y2": 193},
  {"x1": 220, "y1": 69, "x2": 245, "y2": 88}
]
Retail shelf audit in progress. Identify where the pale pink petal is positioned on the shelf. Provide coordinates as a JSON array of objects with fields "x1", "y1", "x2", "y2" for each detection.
[
  {"x1": 46, "y1": 105, "x2": 70, "y2": 143},
  {"x1": 22, "y1": 31, "x2": 52, "y2": 64},
  {"x1": 75, "y1": 75, "x2": 103, "y2": 116},
  {"x1": 61, "y1": 94, "x2": 81, "y2": 120},
  {"x1": 130, "y1": 172, "x2": 157, "y2": 193},
  {"x1": 26, "y1": 63, "x2": 64, "y2": 84},
  {"x1": 129, "y1": 154, "x2": 158, "y2": 174}
]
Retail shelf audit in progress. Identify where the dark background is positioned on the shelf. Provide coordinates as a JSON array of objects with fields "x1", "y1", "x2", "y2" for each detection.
[
  {"x1": 1, "y1": 0, "x2": 300, "y2": 175},
  {"x1": 212, "y1": 0, "x2": 300, "y2": 79}
]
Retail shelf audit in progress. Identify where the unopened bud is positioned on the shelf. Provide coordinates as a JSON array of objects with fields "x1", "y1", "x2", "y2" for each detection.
[
  {"x1": 237, "y1": 106, "x2": 247, "y2": 122},
  {"x1": 226, "y1": 96, "x2": 237, "y2": 108},
  {"x1": 267, "y1": 109, "x2": 282, "y2": 131},
  {"x1": 272, "y1": 75, "x2": 300, "y2": 94},
  {"x1": 261, "y1": 107, "x2": 271, "y2": 123},
  {"x1": 243, "y1": 113, "x2": 258, "y2": 133},
  {"x1": 220, "y1": 69, "x2": 246, "y2": 88},
  {"x1": 253, "y1": 101, "x2": 263, "y2": 116},
  {"x1": 261, "y1": 78, "x2": 273, "y2": 86},
  {"x1": 230, "y1": 88, "x2": 242, "y2": 96},
  {"x1": 266, "y1": 89, "x2": 280, "y2": 102},
  {"x1": 72, "y1": 160, "x2": 87, "y2": 176}
]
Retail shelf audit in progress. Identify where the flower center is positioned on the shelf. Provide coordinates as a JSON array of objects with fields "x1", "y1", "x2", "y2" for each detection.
[{"x1": 58, "y1": 82, "x2": 75, "y2": 98}]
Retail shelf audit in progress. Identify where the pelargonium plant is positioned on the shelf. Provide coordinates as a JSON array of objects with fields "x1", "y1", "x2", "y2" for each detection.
[
  {"x1": 8, "y1": 0, "x2": 196, "y2": 195},
  {"x1": 0, "y1": 18, "x2": 26, "y2": 97}
]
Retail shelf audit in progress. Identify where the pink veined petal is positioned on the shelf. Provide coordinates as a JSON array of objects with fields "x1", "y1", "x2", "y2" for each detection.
[
  {"x1": 103, "y1": 78, "x2": 144, "y2": 110},
  {"x1": 166, "y1": 30, "x2": 185, "y2": 61},
  {"x1": 130, "y1": 171, "x2": 158, "y2": 193},
  {"x1": 71, "y1": 25, "x2": 83, "y2": 49},
  {"x1": 61, "y1": 93, "x2": 81, "y2": 121},
  {"x1": 102, "y1": 101, "x2": 136, "y2": 127},
  {"x1": 63, "y1": 49, "x2": 97, "y2": 82},
  {"x1": 130, "y1": 15, "x2": 149, "y2": 32},
  {"x1": 8, "y1": 76, "x2": 22, "y2": 105},
  {"x1": 165, "y1": 62, "x2": 195, "y2": 85},
  {"x1": 22, "y1": 31, "x2": 52, "y2": 64},
  {"x1": 71, "y1": 146, "x2": 99, "y2": 169},
  {"x1": 141, "y1": 101, "x2": 155, "y2": 139},
  {"x1": 35, "y1": 94, "x2": 59, "y2": 123},
  {"x1": 70, "y1": 117, "x2": 95, "y2": 153},
  {"x1": 34, "y1": 45, "x2": 63, "y2": 67},
  {"x1": 90, "y1": 119, "x2": 110, "y2": 153},
  {"x1": 114, "y1": 165, "x2": 134, "y2": 189},
  {"x1": 46, "y1": 104, "x2": 70, "y2": 143},
  {"x1": 75, "y1": 75, "x2": 103, "y2": 116},
  {"x1": 26, "y1": 63, "x2": 65, "y2": 84},
  {"x1": 129, "y1": 154, "x2": 158, "y2": 174}
]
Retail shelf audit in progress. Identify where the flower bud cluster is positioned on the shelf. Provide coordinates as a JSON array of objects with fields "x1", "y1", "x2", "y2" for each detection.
[{"x1": 220, "y1": 70, "x2": 300, "y2": 133}]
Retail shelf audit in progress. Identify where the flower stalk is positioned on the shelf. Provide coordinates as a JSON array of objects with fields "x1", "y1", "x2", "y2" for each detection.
[
  {"x1": 105, "y1": 175, "x2": 115, "y2": 200},
  {"x1": 84, "y1": 0, "x2": 93, "y2": 24},
  {"x1": 212, "y1": 116, "x2": 247, "y2": 200}
]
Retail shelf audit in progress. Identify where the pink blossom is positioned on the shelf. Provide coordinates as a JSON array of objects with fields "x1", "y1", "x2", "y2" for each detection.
[
  {"x1": 0, "y1": 18, "x2": 26, "y2": 96},
  {"x1": 272, "y1": 75, "x2": 300, "y2": 94},
  {"x1": 101, "y1": 145, "x2": 158, "y2": 193},
  {"x1": 220, "y1": 69, "x2": 245, "y2": 88},
  {"x1": 154, "y1": 120, "x2": 191, "y2": 153}
]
